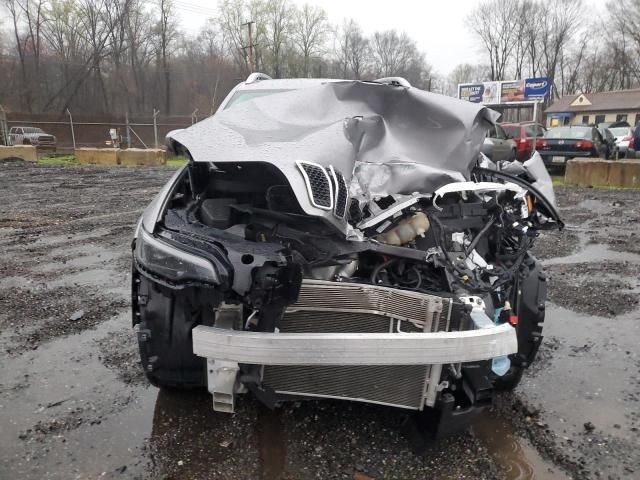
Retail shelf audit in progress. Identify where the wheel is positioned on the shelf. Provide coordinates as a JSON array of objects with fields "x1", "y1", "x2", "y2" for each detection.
[
  {"x1": 492, "y1": 256, "x2": 546, "y2": 391},
  {"x1": 132, "y1": 262, "x2": 213, "y2": 389},
  {"x1": 492, "y1": 365, "x2": 525, "y2": 390},
  {"x1": 509, "y1": 148, "x2": 517, "y2": 161}
]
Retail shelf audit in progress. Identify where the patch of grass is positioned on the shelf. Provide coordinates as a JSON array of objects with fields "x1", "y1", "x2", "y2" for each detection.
[
  {"x1": 38, "y1": 154, "x2": 78, "y2": 165},
  {"x1": 166, "y1": 157, "x2": 187, "y2": 167},
  {"x1": 551, "y1": 176, "x2": 565, "y2": 186}
]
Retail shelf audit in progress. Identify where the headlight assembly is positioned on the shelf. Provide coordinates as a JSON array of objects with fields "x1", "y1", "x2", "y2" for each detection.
[{"x1": 135, "y1": 227, "x2": 219, "y2": 284}]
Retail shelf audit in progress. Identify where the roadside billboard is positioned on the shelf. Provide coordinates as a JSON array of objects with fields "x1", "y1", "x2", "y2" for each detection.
[
  {"x1": 523, "y1": 77, "x2": 550, "y2": 99},
  {"x1": 458, "y1": 77, "x2": 550, "y2": 104},
  {"x1": 500, "y1": 79, "x2": 526, "y2": 103},
  {"x1": 458, "y1": 81, "x2": 500, "y2": 104}
]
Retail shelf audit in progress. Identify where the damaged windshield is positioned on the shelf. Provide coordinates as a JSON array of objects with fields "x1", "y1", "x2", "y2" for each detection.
[{"x1": 224, "y1": 89, "x2": 291, "y2": 109}]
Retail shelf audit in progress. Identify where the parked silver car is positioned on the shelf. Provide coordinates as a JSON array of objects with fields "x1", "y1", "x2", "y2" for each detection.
[
  {"x1": 481, "y1": 124, "x2": 517, "y2": 161},
  {"x1": 9, "y1": 126, "x2": 56, "y2": 149},
  {"x1": 608, "y1": 126, "x2": 635, "y2": 158}
]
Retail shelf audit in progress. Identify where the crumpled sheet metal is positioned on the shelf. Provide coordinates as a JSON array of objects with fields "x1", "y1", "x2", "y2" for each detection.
[{"x1": 171, "y1": 81, "x2": 500, "y2": 199}]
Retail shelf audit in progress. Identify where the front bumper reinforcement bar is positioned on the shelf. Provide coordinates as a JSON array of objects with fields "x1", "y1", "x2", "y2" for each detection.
[{"x1": 192, "y1": 323, "x2": 517, "y2": 366}]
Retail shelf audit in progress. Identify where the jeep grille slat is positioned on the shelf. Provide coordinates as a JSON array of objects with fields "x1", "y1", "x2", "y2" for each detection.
[
  {"x1": 331, "y1": 168, "x2": 348, "y2": 218},
  {"x1": 296, "y1": 161, "x2": 333, "y2": 210}
]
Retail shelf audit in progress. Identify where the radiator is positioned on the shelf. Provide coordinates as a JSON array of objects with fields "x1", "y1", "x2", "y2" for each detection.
[{"x1": 262, "y1": 280, "x2": 452, "y2": 410}]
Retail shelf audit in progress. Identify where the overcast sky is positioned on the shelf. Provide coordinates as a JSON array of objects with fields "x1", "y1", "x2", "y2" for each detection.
[
  {"x1": 178, "y1": 0, "x2": 489, "y2": 76},
  {"x1": 179, "y1": 0, "x2": 603, "y2": 76}
]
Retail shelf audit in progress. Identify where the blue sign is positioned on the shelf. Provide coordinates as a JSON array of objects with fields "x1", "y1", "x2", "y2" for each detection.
[{"x1": 525, "y1": 77, "x2": 550, "y2": 99}]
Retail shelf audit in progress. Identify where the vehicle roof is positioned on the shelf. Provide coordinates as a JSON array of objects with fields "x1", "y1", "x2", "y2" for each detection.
[
  {"x1": 548, "y1": 125, "x2": 591, "y2": 128},
  {"x1": 234, "y1": 78, "x2": 343, "y2": 91},
  {"x1": 499, "y1": 121, "x2": 540, "y2": 126}
]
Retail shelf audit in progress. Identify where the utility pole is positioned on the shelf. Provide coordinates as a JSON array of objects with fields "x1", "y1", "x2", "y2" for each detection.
[{"x1": 241, "y1": 20, "x2": 256, "y2": 73}]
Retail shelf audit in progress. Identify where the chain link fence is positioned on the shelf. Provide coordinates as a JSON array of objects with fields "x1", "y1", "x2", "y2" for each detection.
[{"x1": 5, "y1": 111, "x2": 201, "y2": 153}]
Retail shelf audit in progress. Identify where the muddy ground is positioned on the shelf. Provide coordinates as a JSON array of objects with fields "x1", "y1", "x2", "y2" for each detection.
[{"x1": 1, "y1": 162, "x2": 638, "y2": 480}]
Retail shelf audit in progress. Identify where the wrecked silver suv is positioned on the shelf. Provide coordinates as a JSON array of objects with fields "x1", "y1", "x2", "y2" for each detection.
[{"x1": 131, "y1": 75, "x2": 562, "y2": 435}]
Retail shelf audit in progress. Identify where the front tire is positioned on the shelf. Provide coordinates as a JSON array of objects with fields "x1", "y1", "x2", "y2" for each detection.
[
  {"x1": 493, "y1": 256, "x2": 546, "y2": 391},
  {"x1": 132, "y1": 264, "x2": 213, "y2": 389}
]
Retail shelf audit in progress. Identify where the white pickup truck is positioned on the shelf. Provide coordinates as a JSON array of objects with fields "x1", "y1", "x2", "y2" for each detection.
[{"x1": 9, "y1": 126, "x2": 56, "y2": 149}]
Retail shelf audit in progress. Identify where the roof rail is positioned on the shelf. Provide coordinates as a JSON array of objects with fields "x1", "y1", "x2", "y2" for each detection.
[
  {"x1": 245, "y1": 72, "x2": 273, "y2": 84},
  {"x1": 374, "y1": 77, "x2": 411, "y2": 88}
]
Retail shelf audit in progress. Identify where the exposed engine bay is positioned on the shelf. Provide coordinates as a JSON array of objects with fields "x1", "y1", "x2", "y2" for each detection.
[
  {"x1": 161, "y1": 158, "x2": 558, "y2": 302},
  {"x1": 132, "y1": 80, "x2": 562, "y2": 426}
]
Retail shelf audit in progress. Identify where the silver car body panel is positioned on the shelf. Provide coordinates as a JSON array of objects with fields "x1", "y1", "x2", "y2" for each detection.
[{"x1": 169, "y1": 81, "x2": 499, "y2": 232}]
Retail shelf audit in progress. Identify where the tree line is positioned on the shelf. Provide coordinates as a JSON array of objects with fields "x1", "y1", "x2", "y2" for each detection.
[
  {"x1": 0, "y1": 0, "x2": 434, "y2": 115},
  {"x1": 447, "y1": 0, "x2": 640, "y2": 100}
]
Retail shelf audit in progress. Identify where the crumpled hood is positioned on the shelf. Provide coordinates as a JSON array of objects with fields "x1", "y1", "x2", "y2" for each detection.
[{"x1": 171, "y1": 81, "x2": 499, "y2": 196}]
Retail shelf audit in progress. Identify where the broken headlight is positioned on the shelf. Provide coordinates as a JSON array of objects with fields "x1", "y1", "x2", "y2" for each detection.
[{"x1": 135, "y1": 227, "x2": 219, "y2": 284}]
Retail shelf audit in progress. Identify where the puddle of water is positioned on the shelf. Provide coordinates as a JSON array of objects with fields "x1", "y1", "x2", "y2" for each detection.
[
  {"x1": 521, "y1": 304, "x2": 639, "y2": 440},
  {"x1": 0, "y1": 276, "x2": 42, "y2": 289},
  {"x1": 543, "y1": 242, "x2": 640, "y2": 266},
  {"x1": 0, "y1": 314, "x2": 157, "y2": 479},
  {"x1": 35, "y1": 246, "x2": 123, "y2": 273},
  {"x1": 472, "y1": 414, "x2": 570, "y2": 480},
  {"x1": 574, "y1": 199, "x2": 615, "y2": 215},
  {"x1": 46, "y1": 267, "x2": 128, "y2": 292},
  {"x1": 256, "y1": 405, "x2": 287, "y2": 480},
  {"x1": 32, "y1": 227, "x2": 114, "y2": 247}
]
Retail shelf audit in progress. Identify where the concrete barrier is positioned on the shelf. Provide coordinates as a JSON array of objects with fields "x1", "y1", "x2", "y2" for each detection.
[
  {"x1": 118, "y1": 148, "x2": 165, "y2": 166},
  {"x1": 74, "y1": 148, "x2": 165, "y2": 166},
  {"x1": 565, "y1": 159, "x2": 640, "y2": 188},
  {"x1": 75, "y1": 148, "x2": 119, "y2": 165},
  {"x1": 0, "y1": 145, "x2": 37, "y2": 162}
]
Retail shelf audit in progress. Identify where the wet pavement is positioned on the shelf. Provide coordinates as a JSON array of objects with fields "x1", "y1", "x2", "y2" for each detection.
[{"x1": 1, "y1": 162, "x2": 639, "y2": 479}]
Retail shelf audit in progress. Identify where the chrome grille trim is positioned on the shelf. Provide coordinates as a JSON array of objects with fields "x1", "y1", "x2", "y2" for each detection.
[
  {"x1": 329, "y1": 165, "x2": 349, "y2": 218},
  {"x1": 296, "y1": 161, "x2": 333, "y2": 210}
]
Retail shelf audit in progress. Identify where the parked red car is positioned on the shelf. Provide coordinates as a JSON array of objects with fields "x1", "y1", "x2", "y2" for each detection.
[{"x1": 500, "y1": 122, "x2": 547, "y2": 160}]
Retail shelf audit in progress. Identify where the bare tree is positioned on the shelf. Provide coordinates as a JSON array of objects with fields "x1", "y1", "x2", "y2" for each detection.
[
  {"x1": 157, "y1": 0, "x2": 177, "y2": 113},
  {"x1": 346, "y1": 22, "x2": 369, "y2": 79},
  {"x1": 263, "y1": 0, "x2": 290, "y2": 78},
  {"x1": 5, "y1": 0, "x2": 33, "y2": 111},
  {"x1": 538, "y1": 0, "x2": 583, "y2": 98},
  {"x1": 466, "y1": 0, "x2": 522, "y2": 80},
  {"x1": 292, "y1": 3, "x2": 327, "y2": 77},
  {"x1": 218, "y1": 0, "x2": 250, "y2": 72},
  {"x1": 446, "y1": 63, "x2": 492, "y2": 96},
  {"x1": 370, "y1": 29, "x2": 413, "y2": 77},
  {"x1": 0, "y1": 0, "x2": 438, "y2": 115}
]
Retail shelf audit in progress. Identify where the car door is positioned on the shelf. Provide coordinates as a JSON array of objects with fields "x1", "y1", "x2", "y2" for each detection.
[
  {"x1": 592, "y1": 128, "x2": 606, "y2": 158},
  {"x1": 493, "y1": 125, "x2": 511, "y2": 161},
  {"x1": 482, "y1": 127, "x2": 495, "y2": 159}
]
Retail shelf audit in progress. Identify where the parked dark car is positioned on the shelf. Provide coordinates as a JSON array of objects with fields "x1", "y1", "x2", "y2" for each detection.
[
  {"x1": 501, "y1": 122, "x2": 547, "y2": 160},
  {"x1": 481, "y1": 124, "x2": 517, "y2": 161},
  {"x1": 538, "y1": 125, "x2": 610, "y2": 167}
]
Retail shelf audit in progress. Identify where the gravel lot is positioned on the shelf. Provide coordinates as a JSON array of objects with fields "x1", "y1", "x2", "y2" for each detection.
[{"x1": 1, "y1": 161, "x2": 639, "y2": 479}]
